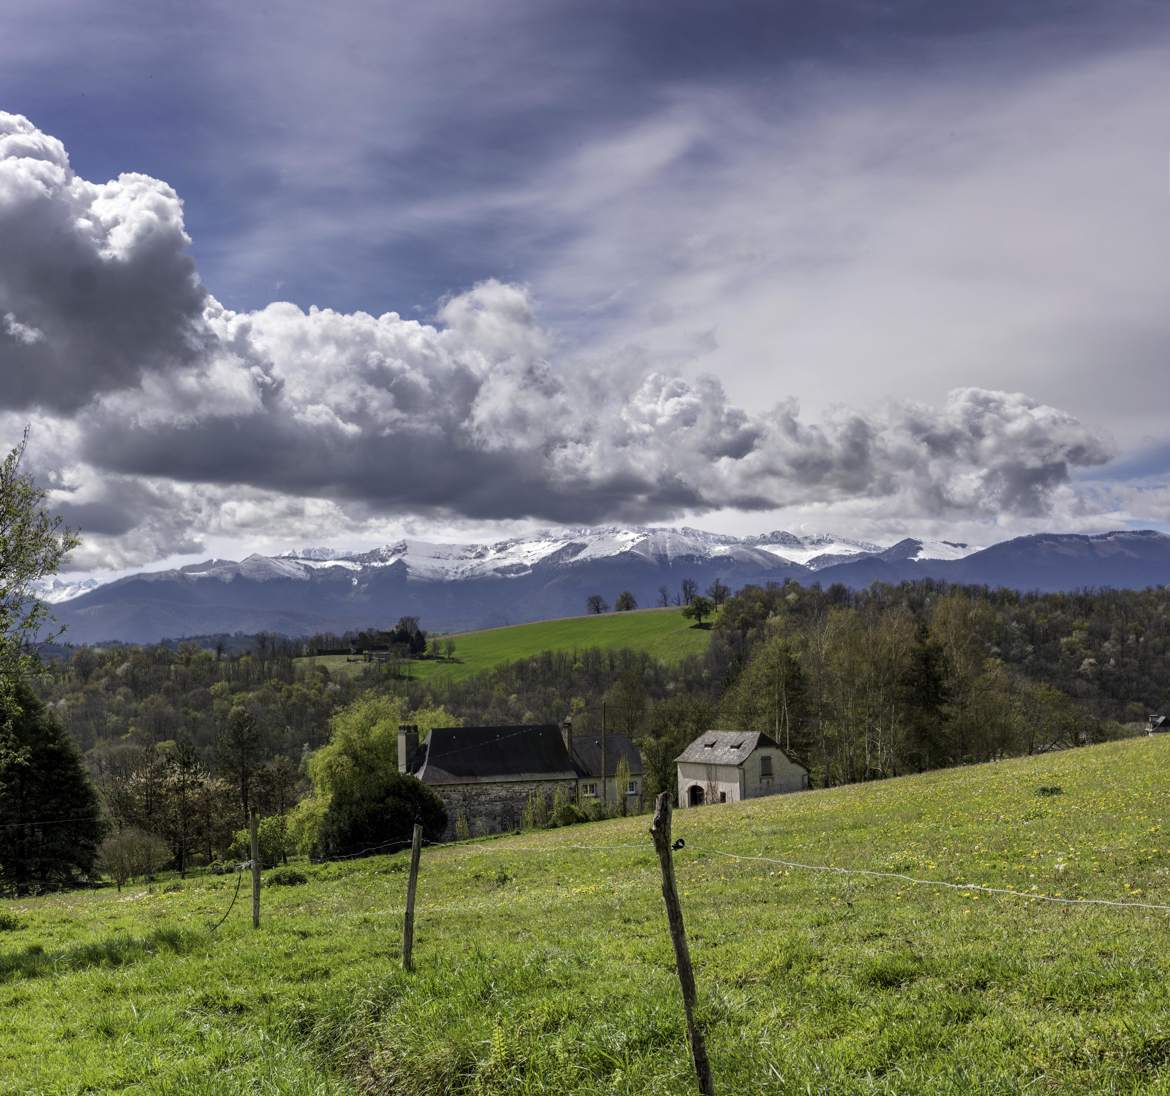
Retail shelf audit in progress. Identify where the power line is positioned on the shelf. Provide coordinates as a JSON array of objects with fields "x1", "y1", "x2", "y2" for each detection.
[{"x1": 0, "y1": 814, "x2": 102, "y2": 829}]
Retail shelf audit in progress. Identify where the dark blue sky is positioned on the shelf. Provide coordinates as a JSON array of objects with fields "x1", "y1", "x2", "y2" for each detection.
[{"x1": 4, "y1": 0, "x2": 1160, "y2": 315}]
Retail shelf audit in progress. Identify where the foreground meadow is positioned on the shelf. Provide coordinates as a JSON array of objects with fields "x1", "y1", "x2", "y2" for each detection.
[{"x1": 4, "y1": 736, "x2": 1170, "y2": 1094}]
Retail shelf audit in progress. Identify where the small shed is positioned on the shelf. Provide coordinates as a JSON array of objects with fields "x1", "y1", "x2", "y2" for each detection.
[{"x1": 676, "y1": 730, "x2": 808, "y2": 808}]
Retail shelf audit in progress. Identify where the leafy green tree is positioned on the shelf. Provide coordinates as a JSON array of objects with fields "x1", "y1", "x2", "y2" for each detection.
[
  {"x1": 298, "y1": 696, "x2": 455, "y2": 856},
  {"x1": 0, "y1": 431, "x2": 79, "y2": 711},
  {"x1": 682, "y1": 596, "x2": 714, "y2": 627},
  {"x1": 319, "y1": 770, "x2": 446, "y2": 857},
  {"x1": 0, "y1": 680, "x2": 103, "y2": 894},
  {"x1": 521, "y1": 788, "x2": 549, "y2": 830},
  {"x1": 217, "y1": 704, "x2": 264, "y2": 824},
  {"x1": 614, "y1": 754, "x2": 633, "y2": 816},
  {"x1": 720, "y1": 635, "x2": 808, "y2": 760},
  {"x1": 638, "y1": 693, "x2": 716, "y2": 801},
  {"x1": 230, "y1": 814, "x2": 292, "y2": 868}
]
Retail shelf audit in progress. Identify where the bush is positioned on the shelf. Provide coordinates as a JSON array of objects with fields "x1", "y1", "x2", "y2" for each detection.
[
  {"x1": 0, "y1": 911, "x2": 22, "y2": 932},
  {"x1": 319, "y1": 772, "x2": 447, "y2": 858},
  {"x1": 229, "y1": 815, "x2": 292, "y2": 868},
  {"x1": 97, "y1": 828, "x2": 171, "y2": 890},
  {"x1": 551, "y1": 802, "x2": 587, "y2": 827},
  {"x1": 266, "y1": 868, "x2": 308, "y2": 887}
]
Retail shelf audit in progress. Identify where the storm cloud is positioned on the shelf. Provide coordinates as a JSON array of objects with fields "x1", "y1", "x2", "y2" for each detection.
[
  {"x1": 0, "y1": 113, "x2": 1116, "y2": 566},
  {"x1": 0, "y1": 114, "x2": 208, "y2": 412}
]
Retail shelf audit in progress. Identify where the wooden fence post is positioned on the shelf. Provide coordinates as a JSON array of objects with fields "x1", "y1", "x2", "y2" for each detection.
[
  {"x1": 403, "y1": 822, "x2": 423, "y2": 971},
  {"x1": 249, "y1": 809, "x2": 261, "y2": 929},
  {"x1": 650, "y1": 792, "x2": 715, "y2": 1096}
]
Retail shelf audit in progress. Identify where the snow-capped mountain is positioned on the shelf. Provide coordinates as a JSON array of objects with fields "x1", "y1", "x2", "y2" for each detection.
[
  {"x1": 221, "y1": 527, "x2": 976, "y2": 583},
  {"x1": 41, "y1": 526, "x2": 1170, "y2": 645},
  {"x1": 32, "y1": 577, "x2": 101, "y2": 604}
]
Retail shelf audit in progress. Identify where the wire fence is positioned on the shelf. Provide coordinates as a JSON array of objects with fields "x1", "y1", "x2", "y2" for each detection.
[{"x1": 13, "y1": 801, "x2": 1170, "y2": 929}]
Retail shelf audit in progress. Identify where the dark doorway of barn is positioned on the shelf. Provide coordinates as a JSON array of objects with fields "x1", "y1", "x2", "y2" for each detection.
[{"x1": 688, "y1": 784, "x2": 704, "y2": 807}]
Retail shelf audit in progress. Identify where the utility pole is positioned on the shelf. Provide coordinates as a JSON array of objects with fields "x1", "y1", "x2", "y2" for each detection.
[{"x1": 601, "y1": 700, "x2": 608, "y2": 809}]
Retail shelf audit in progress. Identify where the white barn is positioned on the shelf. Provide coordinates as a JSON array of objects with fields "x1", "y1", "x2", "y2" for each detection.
[{"x1": 676, "y1": 730, "x2": 808, "y2": 807}]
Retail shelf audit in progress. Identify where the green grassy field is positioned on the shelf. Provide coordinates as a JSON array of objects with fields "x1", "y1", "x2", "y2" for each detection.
[
  {"x1": 297, "y1": 608, "x2": 714, "y2": 684},
  {"x1": 6, "y1": 736, "x2": 1170, "y2": 1094}
]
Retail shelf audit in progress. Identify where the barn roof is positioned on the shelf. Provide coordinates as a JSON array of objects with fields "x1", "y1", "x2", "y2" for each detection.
[
  {"x1": 675, "y1": 729, "x2": 795, "y2": 767},
  {"x1": 413, "y1": 725, "x2": 578, "y2": 785},
  {"x1": 571, "y1": 733, "x2": 642, "y2": 779}
]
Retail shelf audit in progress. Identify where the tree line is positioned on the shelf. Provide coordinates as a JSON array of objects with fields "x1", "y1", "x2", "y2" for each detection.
[{"x1": 586, "y1": 577, "x2": 731, "y2": 619}]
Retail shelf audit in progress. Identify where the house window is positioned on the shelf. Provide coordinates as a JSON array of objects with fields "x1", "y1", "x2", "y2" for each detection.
[
  {"x1": 627, "y1": 780, "x2": 638, "y2": 795},
  {"x1": 760, "y1": 755, "x2": 773, "y2": 782},
  {"x1": 719, "y1": 791, "x2": 727, "y2": 803},
  {"x1": 703, "y1": 741, "x2": 716, "y2": 749},
  {"x1": 583, "y1": 782, "x2": 598, "y2": 797}
]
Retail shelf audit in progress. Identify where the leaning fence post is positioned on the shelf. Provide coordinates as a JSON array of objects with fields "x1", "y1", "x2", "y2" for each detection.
[
  {"x1": 650, "y1": 791, "x2": 715, "y2": 1096},
  {"x1": 249, "y1": 809, "x2": 261, "y2": 929},
  {"x1": 403, "y1": 822, "x2": 424, "y2": 971}
]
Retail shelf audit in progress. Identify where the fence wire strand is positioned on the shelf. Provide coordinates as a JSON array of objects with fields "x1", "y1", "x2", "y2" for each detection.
[{"x1": 682, "y1": 842, "x2": 1170, "y2": 914}]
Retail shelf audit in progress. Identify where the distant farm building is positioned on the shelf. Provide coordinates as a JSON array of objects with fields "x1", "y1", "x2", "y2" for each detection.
[
  {"x1": 399, "y1": 721, "x2": 642, "y2": 838},
  {"x1": 676, "y1": 730, "x2": 808, "y2": 808}
]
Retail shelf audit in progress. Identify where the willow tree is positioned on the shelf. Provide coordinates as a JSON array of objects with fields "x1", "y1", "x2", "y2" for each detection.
[{"x1": 1, "y1": 430, "x2": 79, "y2": 712}]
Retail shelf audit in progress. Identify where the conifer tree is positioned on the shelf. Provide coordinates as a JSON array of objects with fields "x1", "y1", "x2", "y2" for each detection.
[{"x1": 0, "y1": 680, "x2": 103, "y2": 893}]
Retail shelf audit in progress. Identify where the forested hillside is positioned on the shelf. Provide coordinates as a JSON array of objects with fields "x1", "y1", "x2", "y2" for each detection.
[{"x1": 24, "y1": 579, "x2": 1170, "y2": 881}]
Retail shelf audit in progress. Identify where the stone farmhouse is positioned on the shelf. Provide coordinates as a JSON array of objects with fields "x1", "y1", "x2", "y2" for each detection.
[
  {"x1": 676, "y1": 730, "x2": 808, "y2": 807},
  {"x1": 398, "y1": 721, "x2": 642, "y2": 838}
]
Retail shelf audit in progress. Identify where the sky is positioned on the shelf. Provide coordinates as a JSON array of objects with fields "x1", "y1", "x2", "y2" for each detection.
[{"x1": 1, "y1": 0, "x2": 1168, "y2": 577}]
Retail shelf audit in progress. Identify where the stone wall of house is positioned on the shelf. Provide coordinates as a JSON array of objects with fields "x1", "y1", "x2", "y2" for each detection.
[{"x1": 434, "y1": 778, "x2": 577, "y2": 839}]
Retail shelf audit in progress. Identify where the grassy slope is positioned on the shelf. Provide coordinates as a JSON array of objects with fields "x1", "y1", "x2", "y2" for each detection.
[
  {"x1": 6, "y1": 737, "x2": 1170, "y2": 1094},
  {"x1": 297, "y1": 607, "x2": 713, "y2": 684}
]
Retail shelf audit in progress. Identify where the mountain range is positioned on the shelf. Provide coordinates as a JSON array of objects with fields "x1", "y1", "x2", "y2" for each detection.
[{"x1": 38, "y1": 526, "x2": 1170, "y2": 645}]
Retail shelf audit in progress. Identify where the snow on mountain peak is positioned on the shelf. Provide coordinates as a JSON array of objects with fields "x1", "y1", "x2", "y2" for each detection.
[{"x1": 32, "y1": 577, "x2": 100, "y2": 604}]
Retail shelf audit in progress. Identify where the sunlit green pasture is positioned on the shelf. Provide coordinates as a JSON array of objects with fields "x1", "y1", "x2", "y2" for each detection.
[
  {"x1": 296, "y1": 608, "x2": 713, "y2": 684},
  {"x1": 5, "y1": 736, "x2": 1170, "y2": 1094}
]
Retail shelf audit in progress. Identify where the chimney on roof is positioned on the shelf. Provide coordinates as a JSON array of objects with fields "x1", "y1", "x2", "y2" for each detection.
[
  {"x1": 398, "y1": 724, "x2": 419, "y2": 773},
  {"x1": 561, "y1": 716, "x2": 573, "y2": 757}
]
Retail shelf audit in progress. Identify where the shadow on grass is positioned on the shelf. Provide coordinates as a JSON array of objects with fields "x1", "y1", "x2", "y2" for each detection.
[{"x1": 0, "y1": 926, "x2": 202, "y2": 982}]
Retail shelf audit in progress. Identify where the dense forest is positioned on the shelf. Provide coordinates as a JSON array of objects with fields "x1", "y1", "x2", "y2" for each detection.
[{"x1": 22, "y1": 579, "x2": 1170, "y2": 880}]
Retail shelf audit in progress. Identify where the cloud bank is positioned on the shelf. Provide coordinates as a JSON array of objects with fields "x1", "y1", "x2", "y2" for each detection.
[{"x1": 0, "y1": 111, "x2": 1115, "y2": 569}]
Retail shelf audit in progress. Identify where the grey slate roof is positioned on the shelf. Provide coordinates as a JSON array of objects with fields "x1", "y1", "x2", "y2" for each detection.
[
  {"x1": 675, "y1": 729, "x2": 789, "y2": 767},
  {"x1": 414, "y1": 725, "x2": 578, "y2": 785},
  {"x1": 570, "y1": 733, "x2": 642, "y2": 780}
]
